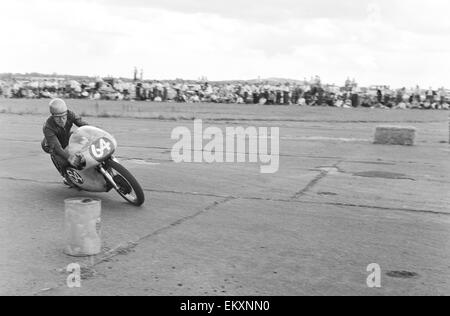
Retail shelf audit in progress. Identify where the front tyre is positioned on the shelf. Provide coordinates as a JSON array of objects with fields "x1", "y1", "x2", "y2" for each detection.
[{"x1": 105, "y1": 160, "x2": 145, "y2": 206}]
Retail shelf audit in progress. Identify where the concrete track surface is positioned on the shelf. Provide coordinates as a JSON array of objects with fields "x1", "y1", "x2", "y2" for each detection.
[{"x1": 0, "y1": 101, "x2": 449, "y2": 296}]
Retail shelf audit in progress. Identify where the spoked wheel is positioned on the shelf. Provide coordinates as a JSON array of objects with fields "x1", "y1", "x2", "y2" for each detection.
[{"x1": 105, "y1": 160, "x2": 145, "y2": 206}]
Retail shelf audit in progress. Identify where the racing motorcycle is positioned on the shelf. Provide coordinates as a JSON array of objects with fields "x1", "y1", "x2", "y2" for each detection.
[{"x1": 60, "y1": 126, "x2": 145, "y2": 206}]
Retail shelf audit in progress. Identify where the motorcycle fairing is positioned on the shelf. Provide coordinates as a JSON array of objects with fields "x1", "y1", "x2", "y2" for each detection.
[{"x1": 65, "y1": 126, "x2": 118, "y2": 192}]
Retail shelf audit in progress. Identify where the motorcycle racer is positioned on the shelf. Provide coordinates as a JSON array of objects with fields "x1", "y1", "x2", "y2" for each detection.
[{"x1": 41, "y1": 98, "x2": 89, "y2": 185}]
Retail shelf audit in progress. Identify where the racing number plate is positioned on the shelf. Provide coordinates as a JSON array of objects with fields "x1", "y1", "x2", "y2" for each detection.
[{"x1": 90, "y1": 137, "x2": 114, "y2": 161}]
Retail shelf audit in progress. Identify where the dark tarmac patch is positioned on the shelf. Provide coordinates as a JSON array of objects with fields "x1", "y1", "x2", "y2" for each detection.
[
  {"x1": 386, "y1": 271, "x2": 419, "y2": 279},
  {"x1": 353, "y1": 171, "x2": 415, "y2": 181}
]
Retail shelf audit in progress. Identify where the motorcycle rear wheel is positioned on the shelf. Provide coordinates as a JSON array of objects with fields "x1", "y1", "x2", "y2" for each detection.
[{"x1": 105, "y1": 160, "x2": 145, "y2": 206}]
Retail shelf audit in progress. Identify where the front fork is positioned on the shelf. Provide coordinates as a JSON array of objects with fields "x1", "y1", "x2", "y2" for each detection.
[{"x1": 97, "y1": 157, "x2": 120, "y2": 192}]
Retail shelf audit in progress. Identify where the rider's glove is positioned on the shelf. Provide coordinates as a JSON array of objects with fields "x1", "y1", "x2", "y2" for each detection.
[{"x1": 68, "y1": 154, "x2": 81, "y2": 168}]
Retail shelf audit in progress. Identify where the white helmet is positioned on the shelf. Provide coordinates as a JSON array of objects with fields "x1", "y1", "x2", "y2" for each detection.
[{"x1": 49, "y1": 98, "x2": 68, "y2": 116}]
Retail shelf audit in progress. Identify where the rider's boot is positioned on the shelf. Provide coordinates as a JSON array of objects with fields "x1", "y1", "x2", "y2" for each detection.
[
  {"x1": 62, "y1": 173, "x2": 81, "y2": 190},
  {"x1": 63, "y1": 177, "x2": 82, "y2": 191},
  {"x1": 63, "y1": 177, "x2": 74, "y2": 187}
]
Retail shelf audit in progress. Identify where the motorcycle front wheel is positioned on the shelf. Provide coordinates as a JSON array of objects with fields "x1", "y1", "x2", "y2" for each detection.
[{"x1": 105, "y1": 160, "x2": 145, "y2": 206}]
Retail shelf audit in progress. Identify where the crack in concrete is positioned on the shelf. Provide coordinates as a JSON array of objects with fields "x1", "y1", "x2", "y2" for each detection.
[
  {"x1": 143, "y1": 188, "x2": 232, "y2": 199},
  {"x1": 2, "y1": 176, "x2": 448, "y2": 216},
  {"x1": 93, "y1": 196, "x2": 236, "y2": 266},
  {"x1": 1, "y1": 137, "x2": 437, "y2": 166},
  {"x1": 291, "y1": 171, "x2": 330, "y2": 200},
  {"x1": 120, "y1": 144, "x2": 307, "y2": 159},
  {"x1": 36, "y1": 196, "x2": 236, "y2": 294},
  {"x1": 313, "y1": 201, "x2": 450, "y2": 216},
  {"x1": 236, "y1": 196, "x2": 450, "y2": 216},
  {"x1": 291, "y1": 161, "x2": 343, "y2": 200},
  {"x1": 143, "y1": 188, "x2": 450, "y2": 215},
  {"x1": 28, "y1": 184, "x2": 448, "y2": 294},
  {"x1": 0, "y1": 176, "x2": 60, "y2": 185},
  {"x1": 44, "y1": 196, "x2": 237, "y2": 290},
  {"x1": 345, "y1": 160, "x2": 397, "y2": 166},
  {"x1": 0, "y1": 138, "x2": 40, "y2": 143},
  {"x1": 0, "y1": 155, "x2": 40, "y2": 162}
]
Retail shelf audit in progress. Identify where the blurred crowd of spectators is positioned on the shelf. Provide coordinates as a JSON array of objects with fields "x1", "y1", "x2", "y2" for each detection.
[{"x1": 1, "y1": 76, "x2": 449, "y2": 110}]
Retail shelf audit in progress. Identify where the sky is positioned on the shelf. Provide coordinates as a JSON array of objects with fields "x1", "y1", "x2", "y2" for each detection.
[{"x1": 1, "y1": 0, "x2": 450, "y2": 88}]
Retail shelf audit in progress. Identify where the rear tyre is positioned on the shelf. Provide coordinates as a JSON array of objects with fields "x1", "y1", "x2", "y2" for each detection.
[{"x1": 105, "y1": 160, "x2": 145, "y2": 206}]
